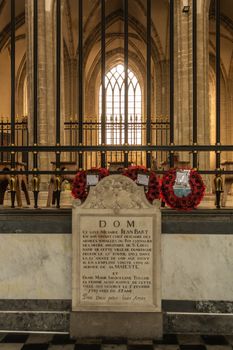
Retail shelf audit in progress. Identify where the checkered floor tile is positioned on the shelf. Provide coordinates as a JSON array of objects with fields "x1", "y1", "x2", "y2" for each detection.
[{"x1": 0, "y1": 334, "x2": 232, "y2": 350}]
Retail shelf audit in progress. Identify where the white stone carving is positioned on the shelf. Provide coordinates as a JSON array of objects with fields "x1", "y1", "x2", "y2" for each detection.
[
  {"x1": 72, "y1": 198, "x2": 82, "y2": 208},
  {"x1": 80, "y1": 174, "x2": 152, "y2": 210},
  {"x1": 72, "y1": 174, "x2": 161, "y2": 313}
]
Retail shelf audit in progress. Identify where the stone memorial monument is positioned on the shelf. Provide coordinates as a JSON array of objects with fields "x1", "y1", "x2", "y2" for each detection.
[{"x1": 71, "y1": 174, "x2": 162, "y2": 339}]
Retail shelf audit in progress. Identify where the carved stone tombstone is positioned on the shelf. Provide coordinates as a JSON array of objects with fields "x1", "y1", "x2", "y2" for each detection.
[{"x1": 71, "y1": 175, "x2": 162, "y2": 339}]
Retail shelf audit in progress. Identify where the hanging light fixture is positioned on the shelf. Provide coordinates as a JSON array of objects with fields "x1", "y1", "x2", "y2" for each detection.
[{"x1": 182, "y1": 0, "x2": 190, "y2": 13}]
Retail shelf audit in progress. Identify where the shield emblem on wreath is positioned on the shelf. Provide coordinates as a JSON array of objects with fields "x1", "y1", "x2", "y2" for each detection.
[{"x1": 173, "y1": 169, "x2": 192, "y2": 198}]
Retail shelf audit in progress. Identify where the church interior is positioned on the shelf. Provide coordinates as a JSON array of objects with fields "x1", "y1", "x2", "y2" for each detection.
[
  {"x1": 0, "y1": 0, "x2": 233, "y2": 346},
  {"x1": 0, "y1": 0, "x2": 233, "y2": 207}
]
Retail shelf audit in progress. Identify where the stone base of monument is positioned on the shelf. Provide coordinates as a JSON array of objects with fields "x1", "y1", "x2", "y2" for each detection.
[
  {"x1": 71, "y1": 175, "x2": 162, "y2": 340},
  {"x1": 70, "y1": 311, "x2": 163, "y2": 339}
]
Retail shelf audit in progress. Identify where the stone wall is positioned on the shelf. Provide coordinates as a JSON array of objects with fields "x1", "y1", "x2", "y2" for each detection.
[{"x1": 0, "y1": 209, "x2": 233, "y2": 302}]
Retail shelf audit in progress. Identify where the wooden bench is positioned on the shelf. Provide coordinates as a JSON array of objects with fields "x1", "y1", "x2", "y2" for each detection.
[
  {"x1": 47, "y1": 161, "x2": 78, "y2": 207},
  {"x1": 108, "y1": 161, "x2": 133, "y2": 172},
  {"x1": 160, "y1": 158, "x2": 190, "y2": 171},
  {"x1": 0, "y1": 162, "x2": 30, "y2": 207}
]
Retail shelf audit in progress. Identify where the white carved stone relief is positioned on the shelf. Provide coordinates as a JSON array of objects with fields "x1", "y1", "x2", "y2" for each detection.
[{"x1": 75, "y1": 175, "x2": 153, "y2": 210}]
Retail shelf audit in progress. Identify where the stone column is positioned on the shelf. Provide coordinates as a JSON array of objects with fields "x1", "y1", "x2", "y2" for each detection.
[
  {"x1": 25, "y1": 0, "x2": 65, "y2": 188},
  {"x1": 173, "y1": 0, "x2": 210, "y2": 185},
  {"x1": 196, "y1": 0, "x2": 211, "y2": 191},
  {"x1": 227, "y1": 61, "x2": 233, "y2": 162},
  {"x1": 173, "y1": 0, "x2": 192, "y2": 162},
  {"x1": 196, "y1": 0, "x2": 210, "y2": 171}
]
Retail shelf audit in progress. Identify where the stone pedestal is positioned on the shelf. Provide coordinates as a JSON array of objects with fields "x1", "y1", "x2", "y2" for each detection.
[
  {"x1": 70, "y1": 175, "x2": 162, "y2": 339},
  {"x1": 70, "y1": 312, "x2": 163, "y2": 339}
]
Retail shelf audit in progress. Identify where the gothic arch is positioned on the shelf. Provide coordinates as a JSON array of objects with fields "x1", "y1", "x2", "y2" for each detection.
[
  {"x1": 205, "y1": 0, "x2": 212, "y2": 13},
  {"x1": 82, "y1": 8, "x2": 165, "y2": 121},
  {"x1": 98, "y1": 64, "x2": 143, "y2": 146},
  {"x1": 86, "y1": 37, "x2": 146, "y2": 85},
  {"x1": 207, "y1": 0, "x2": 233, "y2": 168},
  {"x1": 16, "y1": 53, "x2": 26, "y2": 117},
  {"x1": 81, "y1": 9, "x2": 163, "y2": 66},
  {"x1": 63, "y1": 40, "x2": 72, "y2": 118},
  {"x1": 0, "y1": 13, "x2": 25, "y2": 52},
  {"x1": 85, "y1": 48, "x2": 147, "y2": 122},
  {"x1": 0, "y1": 0, "x2": 6, "y2": 15},
  {"x1": 83, "y1": 0, "x2": 99, "y2": 33},
  {"x1": 209, "y1": 53, "x2": 229, "y2": 167}
]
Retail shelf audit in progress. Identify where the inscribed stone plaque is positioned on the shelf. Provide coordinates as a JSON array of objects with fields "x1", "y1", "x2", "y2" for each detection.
[{"x1": 72, "y1": 175, "x2": 161, "y2": 312}]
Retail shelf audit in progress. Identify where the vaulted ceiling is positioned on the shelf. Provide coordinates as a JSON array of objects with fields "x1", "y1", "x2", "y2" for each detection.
[
  {"x1": 0, "y1": 0, "x2": 232, "y2": 78},
  {"x1": 209, "y1": 0, "x2": 233, "y2": 77},
  {"x1": 65, "y1": 0, "x2": 169, "y2": 58},
  {"x1": 0, "y1": 0, "x2": 24, "y2": 33}
]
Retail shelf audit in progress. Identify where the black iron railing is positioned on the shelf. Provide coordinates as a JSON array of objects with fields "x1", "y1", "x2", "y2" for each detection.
[
  {"x1": 0, "y1": 117, "x2": 28, "y2": 166},
  {"x1": 0, "y1": 0, "x2": 230, "y2": 209},
  {"x1": 64, "y1": 118, "x2": 170, "y2": 167},
  {"x1": 0, "y1": 117, "x2": 170, "y2": 172}
]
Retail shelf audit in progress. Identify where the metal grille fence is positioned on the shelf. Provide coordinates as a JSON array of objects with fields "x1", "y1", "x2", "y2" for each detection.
[
  {"x1": 64, "y1": 118, "x2": 170, "y2": 168},
  {"x1": 0, "y1": 117, "x2": 28, "y2": 166},
  {"x1": 0, "y1": 0, "x2": 231, "y2": 209}
]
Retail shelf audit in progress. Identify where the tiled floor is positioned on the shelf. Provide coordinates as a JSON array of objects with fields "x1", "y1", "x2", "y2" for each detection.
[{"x1": 0, "y1": 334, "x2": 233, "y2": 350}]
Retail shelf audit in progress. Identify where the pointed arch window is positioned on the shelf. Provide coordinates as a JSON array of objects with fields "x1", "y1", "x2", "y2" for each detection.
[{"x1": 99, "y1": 64, "x2": 142, "y2": 145}]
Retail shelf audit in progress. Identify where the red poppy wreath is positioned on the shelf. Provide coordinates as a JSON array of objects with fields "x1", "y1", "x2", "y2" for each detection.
[
  {"x1": 161, "y1": 168, "x2": 205, "y2": 210},
  {"x1": 71, "y1": 167, "x2": 109, "y2": 201},
  {"x1": 122, "y1": 165, "x2": 161, "y2": 203},
  {"x1": 72, "y1": 165, "x2": 160, "y2": 204}
]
